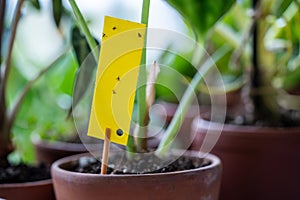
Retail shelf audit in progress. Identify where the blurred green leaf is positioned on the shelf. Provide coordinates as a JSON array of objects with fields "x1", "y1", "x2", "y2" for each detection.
[
  {"x1": 155, "y1": 66, "x2": 187, "y2": 103},
  {"x1": 155, "y1": 52, "x2": 194, "y2": 102},
  {"x1": 43, "y1": 51, "x2": 77, "y2": 95},
  {"x1": 166, "y1": 0, "x2": 236, "y2": 36},
  {"x1": 283, "y1": 58, "x2": 300, "y2": 90},
  {"x1": 71, "y1": 26, "x2": 99, "y2": 67},
  {"x1": 52, "y1": 0, "x2": 62, "y2": 27},
  {"x1": 71, "y1": 26, "x2": 91, "y2": 67},
  {"x1": 27, "y1": 0, "x2": 40, "y2": 10},
  {"x1": 69, "y1": 26, "x2": 99, "y2": 116},
  {"x1": 69, "y1": 55, "x2": 97, "y2": 117},
  {"x1": 272, "y1": 0, "x2": 294, "y2": 17}
]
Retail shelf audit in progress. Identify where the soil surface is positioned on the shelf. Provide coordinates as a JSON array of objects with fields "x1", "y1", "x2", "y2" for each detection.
[
  {"x1": 202, "y1": 109, "x2": 300, "y2": 127},
  {"x1": 0, "y1": 161, "x2": 51, "y2": 184},
  {"x1": 225, "y1": 109, "x2": 300, "y2": 127},
  {"x1": 69, "y1": 154, "x2": 210, "y2": 175}
]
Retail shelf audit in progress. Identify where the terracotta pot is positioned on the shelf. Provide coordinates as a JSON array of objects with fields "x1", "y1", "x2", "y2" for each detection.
[
  {"x1": 33, "y1": 138, "x2": 101, "y2": 165},
  {"x1": 0, "y1": 179, "x2": 54, "y2": 200},
  {"x1": 191, "y1": 117, "x2": 300, "y2": 200},
  {"x1": 52, "y1": 151, "x2": 222, "y2": 200}
]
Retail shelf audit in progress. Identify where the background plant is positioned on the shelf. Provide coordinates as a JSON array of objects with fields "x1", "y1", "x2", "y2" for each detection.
[
  {"x1": 165, "y1": 0, "x2": 300, "y2": 126},
  {"x1": 0, "y1": 0, "x2": 95, "y2": 164}
]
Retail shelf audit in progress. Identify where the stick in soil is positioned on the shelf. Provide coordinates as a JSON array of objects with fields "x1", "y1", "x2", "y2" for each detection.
[{"x1": 101, "y1": 128, "x2": 111, "y2": 174}]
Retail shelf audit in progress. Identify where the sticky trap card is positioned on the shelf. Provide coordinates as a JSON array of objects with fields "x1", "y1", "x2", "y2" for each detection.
[{"x1": 87, "y1": 16, "x2": 146, "y2": 146}]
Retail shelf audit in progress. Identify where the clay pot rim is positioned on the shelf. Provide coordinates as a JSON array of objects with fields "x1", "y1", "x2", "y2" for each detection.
[
  {"x1": 0, "y1": 179, "x2": 52, "y2": 188},
  {"x1": 52, "y1": 151, "x2": 221, "y2": 178},
  {"x1": 193, "y1": 116, "x2": 300, "y2": 136}
]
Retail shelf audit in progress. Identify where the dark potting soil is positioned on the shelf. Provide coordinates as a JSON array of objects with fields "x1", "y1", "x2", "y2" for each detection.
[
  {"x1": 225, "y1": 110, "x2": 300, "y2": 127},
  {"x1": 69, "y1": 154, "x2": 210, "y2": 175},
  {"x1": 0, "y1": 162, "x2": 51, "y2": 184},
  {"x1": 202, "y1": 109, "x2": 300, "y2": 127}
]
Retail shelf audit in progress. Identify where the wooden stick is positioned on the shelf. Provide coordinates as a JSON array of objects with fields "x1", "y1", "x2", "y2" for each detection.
[{"x1": 100, "y1": 128, "x2": 111, "y2": 174}]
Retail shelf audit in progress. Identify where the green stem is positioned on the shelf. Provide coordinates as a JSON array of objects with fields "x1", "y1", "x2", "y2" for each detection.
[
  {"x1": 0, "y1": 0, "x2": 7, "y2": 130},
  {"x1": 0, "y1": 0, "x2": 6, "y2": 67},
  {"x1": 156, "y1": 47, "x2": 229, "y2": 157},
  {"x1": 141, "y1": 0, "x2": 150, "y2": 24},
  {"x1": 133, "y1": 0, "x2": 150, "y2": 152},
  {"x1": 0, "y1": 0, "x2": 23, "y2": 159},
  {"x1": 68, "y1": 0, "x2": 98, "y2": 61}
]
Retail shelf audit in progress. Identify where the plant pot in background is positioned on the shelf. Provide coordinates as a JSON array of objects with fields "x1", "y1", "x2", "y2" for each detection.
[
  {"x1": 33, "y1": 137, "x2": 101, "y2": 165},
  {"x1": 52, "y1": 151, "x2": 222, "y2": 200},
  {"x1": 191, "y1": 117, "x2": 300, "y2": 200},
  {"x1": 0, "y1": 179, "x2": 55, "y2": 200}
]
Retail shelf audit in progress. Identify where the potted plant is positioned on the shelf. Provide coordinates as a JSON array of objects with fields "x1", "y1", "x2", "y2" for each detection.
[
  {"x1": 0, "y1": 0, "x2": 63, "y2": 199},
  {"x1": 51, "y1": 1, "x2": 224, "y2": 199},
  {"x1": 190, "y1": 0, "x2": 300, "y2": 199}
]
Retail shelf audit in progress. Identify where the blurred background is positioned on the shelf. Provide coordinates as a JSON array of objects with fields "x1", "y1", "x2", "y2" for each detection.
[{"x1": 3, "y1": 0, "x2": 300, "y2": 163}]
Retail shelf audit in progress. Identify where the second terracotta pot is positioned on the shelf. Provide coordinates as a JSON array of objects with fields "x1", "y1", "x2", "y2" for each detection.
[
  {"x1": 192, "y1": 117, "x2": 300, "y2": 200},
  {"x1": 0, "y1": 179, "x2": 54, "y2": 200},
  {"x1": 33, "y1": 137, "x2": 101, "y2": 165}
]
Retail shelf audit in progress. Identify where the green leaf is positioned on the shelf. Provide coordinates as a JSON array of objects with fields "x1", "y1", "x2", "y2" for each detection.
[
  {"x1": 27, "y1": 0, "x2": 40, "y2": 10},
  {"x1": 69, "y1": 55, "x2": 97, "y2": 117},
  {"x1": 272, "y1": 0, "x2": 294, "y2": 17},
  {"x1": 71, "y1": 26, "x2": 90, "y2": 67},
  {"x1": 69, "y1": 26, "x2": 99, "y2": 116},
  {"x1": 71, "y1": 26, "x2": 99, "y2": 67},
  {"x1": 52, "y1": 0, "x2": 62, "y2": 27},
  {"x1": 166, "y1": 0, "x2": 236, "y2": 36},
  {"x1": 283, "y1": 58, "x2": 300, "y2": 90}
]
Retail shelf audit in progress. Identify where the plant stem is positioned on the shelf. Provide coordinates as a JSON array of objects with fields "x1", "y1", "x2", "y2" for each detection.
[
  {"x1": 251, "y1": 0, "x2": 260, "y2": 90},
  {"x1": 156, "y1": 47, "x2": 229, "y2": 157},
  {"x1": 0, "y1": 0, "x2": 23, "y2": 97},
  {"x1": 141, "y1": 0, "x2": 150, "y2": 24},
  {"x1": 0, "y1": 0, "x2": 23, "y2": 131},
  {"x1": 0, "y1": 0, "x2": 23, "y2": 159},
  {"x1": 248, "y1": 0, "x2": 261, "y2": 122},
  {"x1": 0, "y1": 0, "x2": 7, "y2": 130},
  {"x1": 0, "y1": 0, "x2": 6, "y2": 67},
  {"x1": 134, "y1": 0, "x2": 150, "y2": 152},
  {"x1": 250, "y1": 0, "x2": 270, "y2": 121},
  {"x1": 68, "y1": 0, "x2": 98, "y2": 61}
]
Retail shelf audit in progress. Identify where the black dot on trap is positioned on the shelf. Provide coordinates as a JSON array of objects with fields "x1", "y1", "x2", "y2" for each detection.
[{"x1": 116, "y1": 129, "x2": 124, "y2": 136}]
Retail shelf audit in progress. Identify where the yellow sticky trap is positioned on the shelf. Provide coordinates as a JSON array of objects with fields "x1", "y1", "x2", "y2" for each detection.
[{"x1": 87, "y1": 16, "x2": 146, "y2": 146}]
